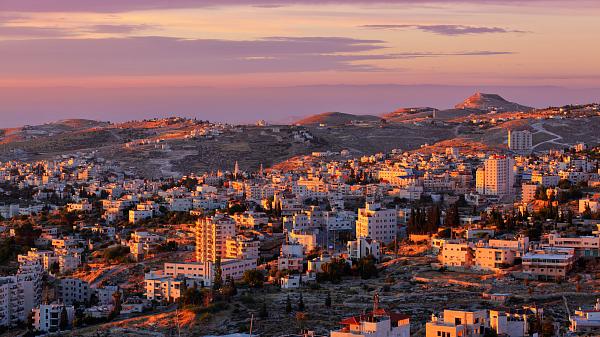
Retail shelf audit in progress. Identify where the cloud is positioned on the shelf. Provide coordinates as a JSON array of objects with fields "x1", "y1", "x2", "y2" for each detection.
[
  {"x1": 0, "y1": 36, "x2": 389, "y2": 76},
  {"x1": 361, "y1": 24, "x2": 526, "y2": 35},
  {"x1": 0, "y1": 35, "x2": 512, "y2": 77},
  {"x1": 0, "y1": 0, "x2": 594, "y2": 13},
  {"x1": 0, "y1": 25, "x2": 75, "y2": 38},
  {"x1": 86, "y1": 24, "x2": 155, "y2": 34},
  {"x1": 391, "y1": 51, "x2": 514, "y2": 57}
]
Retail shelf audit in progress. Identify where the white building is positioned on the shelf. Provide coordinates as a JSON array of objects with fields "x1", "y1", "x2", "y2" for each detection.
[
  {"x1": 347, "y1": 237, "x2": 381, "y2": 261},
  {"x1": 476, "y1": 155, "x2": 515, "y2": 196},
  {"x1": 331, "y1": 304, "x2": 410, "y2": 337},
  {"x1": 570, "y1": 299, "x2": 600, "y2": 333},
  {"x1": 426, "y1": 309, "x2": 487, "y2": 337},
  {"x1": 33, "y1": 303, "x2": 75, "y2": 332},
  {"x1": 356, "y1": 203, "x2": 397, "y2": 244},
  {"x1": 508, "y1": 130, "x2": 532, "y2": 152}
]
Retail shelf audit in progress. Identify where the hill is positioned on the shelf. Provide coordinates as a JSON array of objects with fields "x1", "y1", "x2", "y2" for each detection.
[
  {"x1": 381, "y1": 107, "x2": 438, "y2": 122},
  {"x1": 294, "y1": 112, "x2": 381, "y2": 126},
  {"x1": 454, "y1": 92, "x2": 533, "y2": 112}
]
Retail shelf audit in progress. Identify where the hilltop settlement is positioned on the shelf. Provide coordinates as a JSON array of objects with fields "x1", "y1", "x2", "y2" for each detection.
[{"x1": 1, "y1": 95, "x2": 600, "y2": 337}]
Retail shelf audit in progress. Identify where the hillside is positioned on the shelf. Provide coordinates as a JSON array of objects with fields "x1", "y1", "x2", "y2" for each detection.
[
  {"x1": 1, "y1": 101, "x2": 597, "y2": 179},
  {"x1": 294, "y1": 112, "x2": 381, "y2": 126},
  {"x1": 454, "y1": 92, "x2": 533, "y2": 112},
  {"x1": 381, "y1": 107, "x2": 438, "y2": 122}
]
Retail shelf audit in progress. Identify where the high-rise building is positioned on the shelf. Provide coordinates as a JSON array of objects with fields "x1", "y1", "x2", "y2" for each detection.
[
  {"x1": 508, "y1": 130, "x2": 533, "y2": 152},
  {"x1": 356, "y1": 202, "x2": 397, "y2": 244},
  {"x1": 195, "y1": 213, "x2": 236, "y2": 263},
  {"x1": 195, "y1": 213, "x2": 259, "y2": 263},
  {"x1": 475, "y1": 155, "x2": 515, "y2": 196}
]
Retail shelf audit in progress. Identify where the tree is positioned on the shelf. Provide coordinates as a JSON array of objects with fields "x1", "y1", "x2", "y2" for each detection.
[
  {"x1": 297, "y1": 293, "x2": 305, "y2": 311},
  {"x1": 111, "y1": 291, "x2": 122, "y2": 318},
  {"x1": 59, "y1": 306, "x2": 69, "y2": 331},
  {"x1": 444, "y1": 203, "x2": 461, "y2": 227},
  {"x1": 222, "y1": 276, "x2": 237, "y2": 297},
  {"x1": 243, "y1": 269, "x2": 264, "y2": 288},
  {"x1": 285, "y1": 295, "x2": 292, "y2": 313},
  {"x1": 354, "y1": 255, "x2": 378, "y2": 279},
  {"x1": 213, "y1": 257, "x2": 223, "y2": 290},
  {"x1": 325, "y1": 292, "x2": 331, "y2": 308}
]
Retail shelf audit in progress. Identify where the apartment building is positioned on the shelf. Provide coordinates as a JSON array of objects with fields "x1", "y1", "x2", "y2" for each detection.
[
  {"x1": 546, "y1": 233, "x2": 600, "y2": 257},
  {"x1": 522, "y1": 248, "x2": 575, "y2": 280},
  {"x1": 0, "y1": 276, "x2": 25, "y2": 327},
  {"x1": 195, "y1": 214, "x2": 236, "y2": 263},
  {"x1": 474, "y1": 247, "x2": 516, "y2": 272},
  {"x1": 439, "y1": 243, "x2": 474, "y2": 269},
  {"x1": 426, "y1": 309, "x2": 488, "y2": 337},
  {"x1": 356, "y1": 202, "x2": 397, "y2": 244},
  {"x1": 488, "y1": 236, "x2": 529, "y2": 257},
  {"x1": 476, "y1": 155, "x2": 515, "y2": 196},
  {"x1": 33, "y1": 303, "x2": 75, "y2": 332},
  {"x1": 278, "y1": 238, "x2": 305, "y2": 272},
  {"x1": 508, "y1": 130, "x2": 532, "y2": 152},
  {"x1": 57, "y1": 278, "x2": 92, "y2": 305}
]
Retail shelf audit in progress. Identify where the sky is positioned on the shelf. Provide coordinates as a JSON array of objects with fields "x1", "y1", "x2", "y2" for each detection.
[{"x1": 0, "y1": 0, "x2": 599, "y2": 127}]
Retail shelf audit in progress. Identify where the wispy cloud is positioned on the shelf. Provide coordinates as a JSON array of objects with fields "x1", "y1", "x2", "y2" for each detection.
[
  {"x1": 86, "y1": 24, "x2": 155, "y2": 34},
  {"x1": 0, "y1": 0, "x2": 595, "y2": 13},
  {"x1": 0, "y1": 25, "x2": 75, "y2": 38},
  {"x1": 361, "y1": 24, "x2": 526, "y2": 35},
  {"x1": 0, "y1": 35, "x2": 512, "y2": 76}
]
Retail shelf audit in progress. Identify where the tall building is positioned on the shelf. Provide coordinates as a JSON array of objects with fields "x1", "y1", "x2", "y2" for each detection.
[
  {"x1": 195, "y1": 213, "x2": 258, "y2": 263},
  {"x1": 356, "y1": 202, "x2": 397, "y2": 244},
  {"x1": 476, "y1": 155, "x2": 515, "y2": 196},
  {"x1": 508, "y1": 130, "x2": 532, "y2": 152},
  {"x1": 195, "y1": 213, "x2": 236, "y2": 263}
]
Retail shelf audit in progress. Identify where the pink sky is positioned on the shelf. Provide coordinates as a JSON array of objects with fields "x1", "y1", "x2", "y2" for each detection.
[{"x1": 0, "y1": 0, "x2": 599, "y2": 126}]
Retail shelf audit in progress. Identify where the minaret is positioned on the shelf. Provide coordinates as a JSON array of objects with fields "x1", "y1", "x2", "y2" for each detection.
[
  {"x1": 234, "y1": 161, "x2": 239, "y2": 179},
  {"x1": 259, "y1": 163, "x2": 264, "y2": 177}
]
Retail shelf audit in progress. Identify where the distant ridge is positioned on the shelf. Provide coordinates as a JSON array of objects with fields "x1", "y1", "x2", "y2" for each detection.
[
  {"x1": 294, "y1": 111, "x2": 381, "y2": 126},
  {"x1": 454, "y1": 92, "x2": 533, "y2": 112},
  {"x1": 381, "y1": 107, "x2": 439, "y2": 122}
]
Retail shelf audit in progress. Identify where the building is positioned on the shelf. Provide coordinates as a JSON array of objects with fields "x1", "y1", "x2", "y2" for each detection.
[
  {"x1": 278, "y1": 238, "x2": 305, "y2": 272},
  {"x1": 439, "y1": 243, "x2": 474, "y2": 269},
  {"x1": 489, "y1": 309, "x2": 532, "y2": 337},
  {"x1": 331, "y1": 298, "x2": 410, "y2": 337},
  {"x1": 508, "y1": 130, "x2": 532, "y2": 152},
  {"x1": 476, "y1": 156, "x2": 515, "y2": 196},
  {"x1": 356, "y1": 203, "x2": 397, "y2": 244},
  {"x1": 546, "y1": 233, "x2": 600, "y2": 257},
  {"x1": 522, "y1": 248, "x2": 575, "y2": 280},
  {"x1": 474, "y1": 247, "x2": 516, "y2": 272},
  {"x1": 521, "y1": 182, "x2": 538, "y2": 203},
  {"x1": 570, "y1": 299, "x2": 600, "y2": 333},
  {"x1": 33, "y1": 303, "x2": 75, "y2": 333},
  {"x1": 426, "y1": 309, "x2": 488, "y2": 337},
  {"x1": 195, "y1": 214, "x2": 236, "y2": 262},
  {"x1": 57, "y1": 278, "x2": 92, "y2": 305},
  {"x1": 347, "y1": 237, "x2": 381, "y2": 261},
  {"x1": 0, "y1": 276, "x2": 25, "y2": 327}
]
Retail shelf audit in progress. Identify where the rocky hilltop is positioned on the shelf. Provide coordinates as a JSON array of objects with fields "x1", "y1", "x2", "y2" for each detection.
[{"x1": 454, "y1": 92, "x2": 533, "y2": 112}]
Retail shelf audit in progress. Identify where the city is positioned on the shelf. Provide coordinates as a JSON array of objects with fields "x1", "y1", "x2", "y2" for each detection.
[{"x1": 1, "y1": 1, "x2": 599, "y2": 337}]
